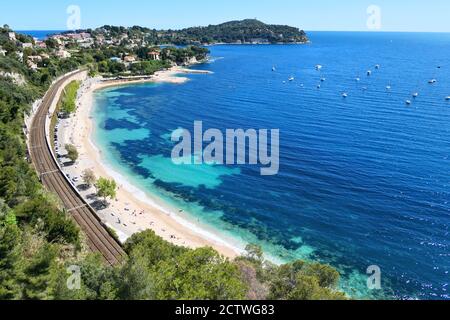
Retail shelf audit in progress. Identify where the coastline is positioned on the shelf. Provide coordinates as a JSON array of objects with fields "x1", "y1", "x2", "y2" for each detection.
[{"x1": 59, "y1": 66, "x2": 242, "y2": 259}]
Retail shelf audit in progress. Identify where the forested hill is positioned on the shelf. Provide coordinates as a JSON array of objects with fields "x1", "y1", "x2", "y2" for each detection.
[
  {"x1": 178, "y1": 19, "x2": 308, "y2": 44},
  {"x1": 95, "y1": 19, "x2": 308, "y2": 45}
]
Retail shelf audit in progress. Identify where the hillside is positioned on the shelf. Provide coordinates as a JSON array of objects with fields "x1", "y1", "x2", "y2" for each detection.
[{"x1": 178, "y1": 19, "x2": 308, "y2": 44}]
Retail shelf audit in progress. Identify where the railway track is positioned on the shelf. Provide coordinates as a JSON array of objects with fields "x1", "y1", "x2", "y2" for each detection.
[{"x1": 28, "y1": 71, "x2": 126, "y2": 265}]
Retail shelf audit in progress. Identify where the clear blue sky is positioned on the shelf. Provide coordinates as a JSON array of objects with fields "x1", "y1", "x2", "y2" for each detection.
[{"x1": 1, "y1": 0, "x2": 449, "y2": 32}]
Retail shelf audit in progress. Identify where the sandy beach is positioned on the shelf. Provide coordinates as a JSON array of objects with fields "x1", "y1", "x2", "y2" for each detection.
[{"x1": 56, "y1": 67, "x2": 241, "y2": 259}]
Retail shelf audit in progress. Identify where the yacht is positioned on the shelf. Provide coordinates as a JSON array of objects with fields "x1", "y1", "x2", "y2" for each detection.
[
  {"x1": 342, "y1": 92, "x2": 348, "y2": 98},
  {"x1": 272, "y1": 66, "x2": 276, "y2": 72},
  {"x1": 428, "y1": 79, "x2": 437, "y2": 84},
  {"x1": 289, "y1": 76, "x2": 295, "y2": 82},
  {"x1": 375, "y1": 64, "x2": 380, "y2": 69},
  {"x1": 367, "y1": 70, "x2": 372, "y2": 76},
  {"x1": 412, "y1": 92, "x2": 419, "y2": 98},
  {"x1": 315, "y1": 65, "x2": 323, "y2": 71},
  {"x1": 355, "y1": 77, "x2": 361, "y2": 82},
  {"x1": 320, "y1": 78, "x2": 326, "y2": 82},
  {"x1": 386, "y1": 85, "x2": 392, "y2": 91},
  {"x1": 446, "y1": 96, "x2": 450, "y2": 101},
  {"x1": 405, "y1": 100, "x2": 412, "y2": 105}
]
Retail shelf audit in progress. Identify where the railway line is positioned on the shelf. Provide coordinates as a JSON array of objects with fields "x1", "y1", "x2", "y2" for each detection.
[{"x1": 28, "y1": 71, "x2": 126, "y2": 265}]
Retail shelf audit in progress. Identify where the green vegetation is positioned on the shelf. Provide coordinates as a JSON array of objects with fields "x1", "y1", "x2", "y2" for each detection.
[
  {"x1": 82, "y1": 169, "x2": 96, "y2": 187},
  {"x1": 95, "y1": 177, "x2": 117, "y2": 203},
  {"x1": 0, "y1": 27, "x2": 346, "y2": 301},
  {"x1": 96, "y1": 19, "x2": 308, "y2": 45},
  {"x1": 59, "y1": 81, "x2": 80, "y2": 114},
  {"x1": 65, "y1": 144, "x2": 79, "y2": 163}
]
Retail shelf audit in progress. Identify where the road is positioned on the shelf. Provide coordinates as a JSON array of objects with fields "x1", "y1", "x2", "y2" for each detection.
[{"x1": 28, "y1": 71, "x2": 126, "y2": 265}]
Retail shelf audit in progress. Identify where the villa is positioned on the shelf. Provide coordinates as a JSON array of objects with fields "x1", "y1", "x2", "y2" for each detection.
[
  {"x1": 55, "y1": 49, "x2": 71, "y2": 59},
  {"x1": 0, "y1": 47, "x2": 6, "y2": 56},
  {"x1": 123, "y1": 55, "x2": 137, "y2": 63},
  {"x1": 148, "y1": 51, "x2": 161, "y2": 60}
]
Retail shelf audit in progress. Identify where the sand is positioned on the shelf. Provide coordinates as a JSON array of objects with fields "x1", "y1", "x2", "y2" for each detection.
[{"x1": 56, "y1": 67, "x2": 242, "y2": 259}]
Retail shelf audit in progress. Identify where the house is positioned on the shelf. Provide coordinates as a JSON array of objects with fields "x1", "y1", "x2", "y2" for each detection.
[
  {"x1": 26, "y1": 60, "x2": 38, "y2": 71},
  {"x1": 148, "y1": 51, "x2": 161, "y2": 61},
  {"x1": 8, "y1": 32, "x2": 16, "y2": 41},
  {"x1": 123, "y1": 55, "x2": 136, "y2": 63},
  {"x1": 0, "y1": 47, "x2": 6, "y2": 56},
  {"x1": 21, "y1": 43, "x2": 33, "y2": 49},
  {"x1": 28, "y1": 55, "x2": 43, "y2": 63},
  {"x1": 55, "y1": 49, "x2": 71, "y2": 58},
  {"x1": 35, "y1": 41, "x2": 47, "y2": 49}
]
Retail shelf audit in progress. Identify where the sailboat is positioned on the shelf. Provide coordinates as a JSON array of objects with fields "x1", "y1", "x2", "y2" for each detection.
[{"x1": 315, "y1": 64, "x2": 323, "y2": 71}]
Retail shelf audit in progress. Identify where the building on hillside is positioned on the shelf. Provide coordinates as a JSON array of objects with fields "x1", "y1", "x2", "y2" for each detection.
[
  {"x1": 35, "y1": 41, "x2": 47, "y2": 49},
  {"x1": 123, "y1": 55, "x2": 136, "y2": 63},
  {"x1": 26, "y1": 60, "x2": 38, "y2": 71},
  {"x1": 21, "y1": 43, "x2": 33, "y2": 49},
  {"x1": 55, "y1": 49, "x2": 71, "y2": 59},
  {"x1": 8, "y1": 32, "x2": 16, "y2": 41},
  {"x1": 110, "y1": 57, "x2": 122, "y2": 63},
  {"x1": 148, "y1": 51, "x2": 161, "y2": 61},
  {"x1": 0, "y1": 47, "x2": 6, "y2": 56}
]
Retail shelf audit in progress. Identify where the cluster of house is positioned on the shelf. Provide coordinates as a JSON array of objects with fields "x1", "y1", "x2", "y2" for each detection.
[
  {"x1": 110, "y1": 49, "x2": 161, "y2": 66},
  {"x1": 1, "y1": 31, "x2": 74, "y2": 71}
]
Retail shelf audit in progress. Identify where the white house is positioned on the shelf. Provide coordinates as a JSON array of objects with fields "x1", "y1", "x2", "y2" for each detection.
[
  {"x1": 55, "y1": 50, "x2": 71, "y2": 59},
  {"x1": 8, "y1": 32, "x2": 16, "y2": 41},
  {"x1": 0, "y1": 47, "x2": 6, "y2": 56}
]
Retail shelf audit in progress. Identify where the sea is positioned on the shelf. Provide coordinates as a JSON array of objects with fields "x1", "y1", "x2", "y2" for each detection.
[{"x1": 26, "y1": 31, "x2": 450, "y2": 299}]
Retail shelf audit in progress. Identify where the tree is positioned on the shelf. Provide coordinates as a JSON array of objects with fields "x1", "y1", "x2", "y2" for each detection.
[
  {"x1": 65, "y1": 144, "x2": 79, "y2": 163},
  {"x1": 95, "y1": 177, "x2": 117, "y2": 203},
  {"x1": 82, "y1": 169, "x2": 96, "y2": 187}
]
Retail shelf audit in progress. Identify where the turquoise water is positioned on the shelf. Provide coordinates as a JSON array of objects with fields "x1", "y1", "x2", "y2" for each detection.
[{"x1": 92, "y1": 32, "x2": 450, "y2": 300}]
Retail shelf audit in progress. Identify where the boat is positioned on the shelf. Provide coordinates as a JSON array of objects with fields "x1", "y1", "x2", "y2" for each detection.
[
  {"x1": 315, "y1": 64, "x2": 323, "y2": 71},
  {"x1": 320, "y1": 78, "x2": 326, "y2": 82},
  {"x1": 375, "y1": 64, "x2": 380, "y2": 69},
  {"x1": 446, "y1": 96, "x2": 450, "y2": 101},
  {"x1": 288, "y1": 76, "x2": 295, "y2": 82},
  {"x1": 428, "y1": 79, "x2": 437, "y2": 84},
  {"x1": 355, "y1": 77, "x2": 361, "y2": 82},
  {"x1": 412, "y1": 92, "x2": 419, "y2": 98},
  {"x1": 342, "y1": 92, "x2": 348, "y2": 98},
  {"x1": 367, "y1": 70, "x2": 372, "y2": 76},
  {"x1": 386, "y1": 85, "x2": 391, "y2": 91},
  {"x1": 317, "y1": 84, "x2": 321, "y2": 89},
  {"x1": 405, "y1": 100, "x2": 412, "y2": 105},
  {"x1": 272, "y1": 66, "x2": 276, "y2": 72}
]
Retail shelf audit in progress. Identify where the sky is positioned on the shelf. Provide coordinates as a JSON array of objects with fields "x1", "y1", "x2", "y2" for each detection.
[{"x1": 1, "y1": 0, "x2": 450, "y2": 32}]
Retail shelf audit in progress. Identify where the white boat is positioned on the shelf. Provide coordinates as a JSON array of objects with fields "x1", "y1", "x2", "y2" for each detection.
[
  {"x1": 317, "y1": 84, "x2": 321, "y2": 89},
  {"x1": 375, "y1": 64, "x2": 380, "y2": 69},
  {"x1": 405, "y1": 100, "x2": 412, "y2": 105},
  {"x1": 355, "y1": 77, "x2": 361, "y2": 82},
  {"x1": 386, "y1": 85, "x2": 391, "y2": 90},
  {"x1": 272, "y1": 66, "x2": 276, "y2": 72},
  {"x1": 288, "y1": 76, "x2": 295, "y2": 81},
  {"x1": 315, "y1": 65, "x2": 323, "y2": 71},
  {"x1": 412, "y1": 92, "x2": 419, "y2": 98},
  {"x1": 342, "y1": 92, "x2": 348, "y2": 98},
  {"x1": 367, "y1": 70, "x2": 372, "y2": 76},
  {"x1": 446, "y1": 96, "x2": 450, "y2": 101},
  {"x1": 428, "y1": 79, "x2": 437, "y2": 84},
  {"x1": 320, "y1": 78, "x2": 326, "y2": 82}
]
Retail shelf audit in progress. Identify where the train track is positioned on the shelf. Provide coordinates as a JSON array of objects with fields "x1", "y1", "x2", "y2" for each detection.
[{"x1": 28, "y1": 71, "x2": 126, "y2": 266}]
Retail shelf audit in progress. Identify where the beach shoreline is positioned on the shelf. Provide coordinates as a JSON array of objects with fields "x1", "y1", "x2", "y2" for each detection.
[{"x1": 58, "y1": 67, "x2": 242, "y2": 259}]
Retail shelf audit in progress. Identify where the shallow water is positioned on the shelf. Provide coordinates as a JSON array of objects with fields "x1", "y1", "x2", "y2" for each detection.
[{"x1": 92, "y1": 32, "x2": 450, "y2": 299}]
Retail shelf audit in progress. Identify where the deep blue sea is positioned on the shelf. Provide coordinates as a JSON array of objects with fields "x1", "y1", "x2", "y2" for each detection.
[
  {"x1": 89, "y1": 32, "x2": 450, "y2": 300},
  {"x1": 18, "y1": 30, "x2": 64, "y2": 40}
]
